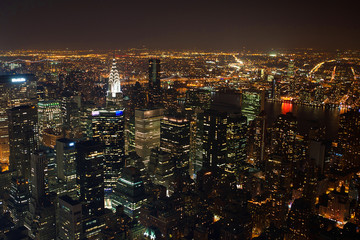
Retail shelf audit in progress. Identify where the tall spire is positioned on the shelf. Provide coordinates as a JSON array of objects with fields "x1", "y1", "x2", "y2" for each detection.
[{"x1": 108, "y1": 58, "x2": 122, "y2": 98}]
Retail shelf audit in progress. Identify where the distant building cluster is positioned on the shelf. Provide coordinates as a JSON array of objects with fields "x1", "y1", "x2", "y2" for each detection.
[{"x1": 0, "y1": 49, "x2": 360, "y2": 239}]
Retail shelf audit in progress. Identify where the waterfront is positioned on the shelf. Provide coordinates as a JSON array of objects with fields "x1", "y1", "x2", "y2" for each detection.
[{"x1": 265, "y1": 101, "x2": 341, "y2": 140}]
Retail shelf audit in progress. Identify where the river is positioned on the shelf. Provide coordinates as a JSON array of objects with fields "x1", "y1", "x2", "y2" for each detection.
[{"x1": 264, "y1": 101, "x2": 341, "y2": 140}]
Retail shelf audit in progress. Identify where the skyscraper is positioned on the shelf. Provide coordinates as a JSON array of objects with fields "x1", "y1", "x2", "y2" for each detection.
[
  {"x1": 76, "y1": 140, "x2": 105, "y2": 239},
  {"x1": 135, "y1": 108, "x2": 164, "y2": 165},
  {"x1": 7, "y1": 176, "x2": 30, "y2": 226},
  {"x1": 25, "y1": 151, "x2": 56, "y2": 240},
  {"x1": 111, "y1": 167, "x2": 147, "y2": 219},
  {"x1": 107, "y1": 58, "x2": 123, "y2": 108},
  {"x1": 56, "y1": 138, "x2": 78, "y2": 200},
  {"x1": 226, "y1": 113, "x2": 247, "y2": 174},
  {"x1": 160, "y1": 115, "x2": 190, "y2": 176},
  {"x1": 0, "y1": 74, "x2": 37, "y2": 170},
  {"x1": 148, "y1": 59, "x2": 161, "y2": 107},
  {"x1": 149, "y1": 59, "x2": 160, "y2": 90},
  {"x1": 202, "y1": 109, "x2": 228, "y2": 169},
  {"x1": 37, "y1": 100, "x2": 62, "y2": 144},
  {"x1": 241, "y1": 90, "x2": 265, "y2": 123},
  {"x1": 148, "y1": 148, "x2": 174, "y2": 192},
  {"x1": 8, "y1": 105, "x2": 38, "y2": 179},
  {"x1": 57, "y1": 195, "x2": 82, "y2": 240},
  {"x1": 92, "y1": 109, "x2": 125, "y2": 192}
]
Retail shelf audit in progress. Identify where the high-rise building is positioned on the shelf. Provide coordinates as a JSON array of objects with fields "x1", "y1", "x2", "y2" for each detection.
[
  {"x1": 29, "y1": 151, "x2": 47, "y2": 203},
  {"x1": 248, "y1": 111, "x2": 267, "y2": 169},
  {"x1": 56, "y1": 138, "x2": 78, "y2": 200},
  {"x1": 148, "y1": 59, "x2": 162, "y2": 107},
  {"x1": 202, "y1": 109, "x2": 228, "y2": 169},
  {"x1": 8, "y1": 105, "x2": 38, "y2": 179},
  {"x1": 92, "y1": 109, "x2": 125, "y2": 193},
  {"x1": 149, "y1": 59, "x2": 160, "y2": 90},
  {"x1": 111, "y1": 167, "x2": 147, "y2": 219},
  {"x1": 57, "y1": 195, "x2": 82, "y2": 240},
  {"x1": 76, "y1": 140, "x2": 105, "y2": 239},
  {"x1": 241, "y1": 90, "x2": 265, "y2": 123},
  {"x1": 135, "y1": 108, "x2": 164, "y2": 165},
  {"x1": 7, "y1": 176, "x2": 30, "y2": 226},
  {"x1": 160, "y1": 115, "x2": 190, "y2": 175},
  {"x1": 0, "y1": 74, "x2": 37, "y2": 170},
  {"x1": 25, "y1": 151, "x2": 56, "y2": 240},
  {"x1": 37, "y1": 100, "x2": 62, "y2": 144},
  {"x1": 107, "y1": 58, "x2": 124, "y2": 108},
  {"x1": 334, "y1": 109, "x2": 360, "y2": 171},
  {"x1": 226, "y1": 113, "x2": 247, "y2": 174},
  {"x1": 61, "y1": 93, "x2": 82, "y2": 139},
  {"x1": 148, "y1": 148, "x2": 174, "y2": 192}
]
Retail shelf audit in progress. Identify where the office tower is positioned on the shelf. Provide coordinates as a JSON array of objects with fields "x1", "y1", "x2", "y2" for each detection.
[
  {"x1": 40, "y1": 146, "x2": 57, "y2": 192},
  {"x1": 149, "y1": 59, "x2": 160, "y2": 90},
  {"x1": 111, "y1": 167, "x2": 147, "y2": 219},
  {"x1": 148, "y1": 59, "x2": 162, "y2": 107},
  {"x1": 76, "y1": 140, "x2": 105, "y2": 239},
  {"x1": 126, "y1": 116, "x2": 136, "y2": 154},
  {"x1": 29, "y1": 151, "x2": 47, "y2": 202},
  {"x1": 272, "y1": 112, "x2": 298, "y2": 163},
  {"x1": 92, "y1": 109, "x2": 125, "y2": 193},
  {"x1": 335, "y1": 110, "x2": 360, "y2": 171},
  {"x1": 8, "y1": 105, "x2": 38, "y2": 179},
  {"x1": 37, "y1": 100, "x2": 62, "y2": 144},
  {"x1": 148, "y1": 148, "x2": 174, "y2": 192},
  {"x1": 202, "y1": 109, "x2": 228, "y2": 169},
  {"x1": 56, "y1": 138, "x2": 78, "y2": 200},
  {"x1": 7, "y1": 177, "x2": 30, "y2": 226},
  {"x1": 135, "y1": 108, "x2": 164, "y2": 165},
  {"x1": 61, "y1": 93, "x2": 82, "y2": 139},
  {"x1": 107, "y1": 58, "x2": 124, "y2": 108},
  {"x1": 241, "y1": 90, "x2": 265, "y2": 123},
  {"x1": 25, "y1": 151, "x2": 56, "y2": 240},
  {"x1": 0, "y1": 74, "x2": 37, "y2": 170},
  {"x1": 160, "y1": 115, "x2": 190, "y2": 175},
  {"x1": 226, "y1": 113, "x2": 247, "y2": 174},
  {"x1": 57, "y1": 195, "x2": 82, "y2": 240},
  {"x1": 248, "y1": 111, "x2": 267, "y2": 169}
]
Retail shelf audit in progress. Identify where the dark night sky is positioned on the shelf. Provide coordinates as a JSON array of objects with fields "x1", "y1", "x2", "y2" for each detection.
[{"x1": 0, "y1": 0, "x2": 359, "y2": 50}]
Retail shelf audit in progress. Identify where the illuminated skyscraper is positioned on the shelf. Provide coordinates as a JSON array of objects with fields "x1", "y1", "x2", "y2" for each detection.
[
  {"x1": 160, "y1": 115, "x2": 190, "y2": 176},
  {"x1": 92, "y1": 109, "x2": 125, "y2": 192},
  {"x1": 56, "y1": 138, "x2": 78, "y2": 200},
  {"x1": 135, "y1": 108, "x2": 164, "y2": 165},
  {"x1": 111, "y1": 167, "x2": 147, "y2": 219},
  {"x1": 0, "y1": 74, "x2": 37, "y2": 170},
  {"x1": 107, "y1": 58, "x2": 123, "y2": 108},
  {"x1": 7, "y1": 176, "x2": 30, "y2": 226},
  {"x1": 148, "y1": 148, "x2": 174, "y2": 191},
  {"x1": 25, "y1": 151, "x2": 56, "y2": 240},
  {"x1": 8, "y1": 105, "x2": 38, "y2": 179},
  {"x1": 149, "y1": 59, "x2": 160, "y2": 90},
  {"x1": 57, "y1": 195, "x2": 82, "y2": 240},
  {"x1": 148, "y1": 59, "x2": 162, "y2": 107},
  {"x1": 37, "y1": 100, "x2": 62, "y2": 144},
  {"x1": 241, "y1": 90, "x2": 265, "y2": 123},
  {"x1": 202, "y1": 109, "x2": 228, "y2": 169},
  {"x1": 76, "y1": 140, "x2": 105, "y2": 239},
  {"x1": 226, "y1": 113, "x2": 247, "y2": 174}
]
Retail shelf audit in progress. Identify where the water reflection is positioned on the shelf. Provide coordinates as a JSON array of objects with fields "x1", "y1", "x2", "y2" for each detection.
[{"x1": 265, "y1": 102, "x2": 340, "y2": 140}]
